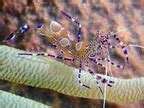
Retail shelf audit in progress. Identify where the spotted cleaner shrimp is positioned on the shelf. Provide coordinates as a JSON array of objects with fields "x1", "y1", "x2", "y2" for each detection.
[{"x1": 5, "y1": 11, "x2": 144, "y2": 96}]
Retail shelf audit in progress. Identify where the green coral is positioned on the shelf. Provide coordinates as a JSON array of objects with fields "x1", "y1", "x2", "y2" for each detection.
[
  {"x1": 0, "y1": 45, "x2": 144, "y2": 107},
  {"x1": 0, "y1": 90, "x2": 51, "y2": 108}
]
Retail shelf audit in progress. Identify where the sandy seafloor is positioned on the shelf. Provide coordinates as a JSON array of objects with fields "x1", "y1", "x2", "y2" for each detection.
[{"x1": 0, "y1": 0, "x2": 144, "y2": 108}]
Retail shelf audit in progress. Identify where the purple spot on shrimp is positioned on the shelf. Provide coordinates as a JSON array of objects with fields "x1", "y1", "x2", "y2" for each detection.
[
  {"x1": 7, "y1": 33, "x2": 15, "y2": 41},
  {"x1": 36, "y1": 23, "x2": 43, "y2": 28},
  {"x1": 57, "y1": 56, "x2": 63, "y2": 59},
  {"x1": 101, "y1": 78, "x2": 107, "y2": 83},
  {"x1": 18, "y1": 53, "x2": 32, "y2": 55},
  {"x1": 48, "y1": 54, "x2": 55, "y2": 58},
  {"x1": 83, "y1": 84, "x2": 90, "y2": 89},
  {"x1": 96, "y1": 75, "x2": 102, "y2": 80},
  {"x1": 109, "y1": 80, "x2": 114, "y2": 83},
  {"x1": 108, "y1": 84, "x2": 112, "y2": 87}
]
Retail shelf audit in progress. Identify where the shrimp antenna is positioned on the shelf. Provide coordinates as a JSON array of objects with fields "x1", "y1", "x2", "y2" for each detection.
[
  {"x1": 110, "y1": 15, "x2": 144, "y2": 36},
  {"x1": 128, "y1": 44, "x2": 144, "y2": 49}
]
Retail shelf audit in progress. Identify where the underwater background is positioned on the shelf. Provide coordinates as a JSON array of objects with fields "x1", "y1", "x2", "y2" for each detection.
[{"x1": 0, "y1": 0, "x2": 144, "y2": 108}]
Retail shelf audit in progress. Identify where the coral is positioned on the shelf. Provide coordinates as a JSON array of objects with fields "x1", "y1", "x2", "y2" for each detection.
[
  {"x1": 0, "y1": 90, "x2": 51, "y2": 108},
  {"x1": 0, "y1": 45, "x2": 144, "y2": 106}
]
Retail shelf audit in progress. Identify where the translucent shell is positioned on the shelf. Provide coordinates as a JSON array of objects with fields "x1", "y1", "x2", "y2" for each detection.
[
  {"x1": 73, "y1": 40, "x2": 90, "y2": 60},
  {"x1": 59, "y1": 38, "x2": 70, "y2": 47},
  {"x1": 36, "y1": 20, "x2": 89, "y2": 59},
  {"x1": 67, "y1": 33, "x2": 74, "y2": 41},
  {"x1": 75, "y1": 41, "x2": 83, "y2": 51},
  {"x1": 37, "y1": 21, "x2": 68, "y2": 39},
  {"x1": 50, "y1": 21, "x2": 62, "y2": 33}
]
